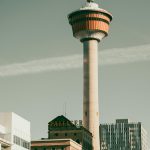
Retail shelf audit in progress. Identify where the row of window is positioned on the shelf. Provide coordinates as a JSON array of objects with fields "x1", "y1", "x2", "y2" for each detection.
[
  {"x1": 33, "y1": 147, "x2": 64, "y2": 150},
  {"x1": 13, "y1": 135, "x2": 30, "y2": 149},
  {"x1": 53, "y1": 133, "x2": 77, "y2": 136}
]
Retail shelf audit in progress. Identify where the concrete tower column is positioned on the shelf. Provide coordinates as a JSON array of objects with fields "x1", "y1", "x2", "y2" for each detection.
[
  {"x1": 68, "y1": 1, "x2": 112, "y2": 149},
  {"x1": 83, "y1": 40, "x2": 100, "y2": 150}
]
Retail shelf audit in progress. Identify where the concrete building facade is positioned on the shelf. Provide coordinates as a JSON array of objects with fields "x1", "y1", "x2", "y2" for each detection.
[
  {"x1": 0, "y1": 112, "x2": 30, "y2": 150},
  {"x1": 68, "y1": 1, "x2": 112, "y2": 149},
  {"x1": 100, "y1": 119, "x2": 148, "y2": 150},
  {"x1": 31, "y1": 139, "x2": 82, "y2": 150}
]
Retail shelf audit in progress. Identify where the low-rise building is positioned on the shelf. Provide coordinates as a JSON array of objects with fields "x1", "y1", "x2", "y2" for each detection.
[
  {"x1": 0, "y1": 112, "x2": 30, "y2": 150},
  {"x1": 48, "y1": 115, "x2": 92, "y2": 150},
  {"x1": 31, "y1": 139, "x2": 82, "y2": 150},
  {"x1": 31, "y1": 115, "x2": 92, "y2": 150}
]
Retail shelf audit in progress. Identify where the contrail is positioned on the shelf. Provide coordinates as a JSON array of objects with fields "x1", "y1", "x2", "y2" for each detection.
[
  {"x1": 0, "y1": 44, "x2": 150, "y2": 77},
  {"x1": 100, "y1": 44, "x2": 150, "y2": 65}
]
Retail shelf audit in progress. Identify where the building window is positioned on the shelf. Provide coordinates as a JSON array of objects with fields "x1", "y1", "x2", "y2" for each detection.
[
  {"x1": 65, "y1": 133, "x2": 67, "y2": 136},
  {"x1": 85, "y1": 112, "x2": 87, "y2": 116},
  {"x1": 13, "y1": 135, "x2": 30, "y2": 149},
  {"x1": 76, "y1": 139, "x2": 80, "y2": 144},
  {"x1": 55, "y1": 133, "x2": 58, "y2": 136}
]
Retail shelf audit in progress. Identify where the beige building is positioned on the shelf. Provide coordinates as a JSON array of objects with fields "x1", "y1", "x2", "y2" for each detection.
[
  {"x1": 0, "y1": 138, "x2": 11, "y2": 150},
  {"x1": 31, "y1": 139, "x2": 82, "y2": 150}
]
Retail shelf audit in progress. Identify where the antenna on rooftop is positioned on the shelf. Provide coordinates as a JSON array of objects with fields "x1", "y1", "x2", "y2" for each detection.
[
  {"x1": 63, "y1": 102, "x2": 67, "y2": 117},
  {"x1": 64, "y1": 102, "x2": 67, "y2": 117}
]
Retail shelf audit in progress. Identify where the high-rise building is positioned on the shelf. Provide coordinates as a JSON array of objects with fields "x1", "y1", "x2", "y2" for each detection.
[
  {"x1": 68, "y1": 0, "x2": 112, "y2": 149},
  {"x1": 0, "y1": 112, "x2": 30, "y2": 150},
  {"x1": 100, "y1": 119, "x2": 148, "y2": 150}
]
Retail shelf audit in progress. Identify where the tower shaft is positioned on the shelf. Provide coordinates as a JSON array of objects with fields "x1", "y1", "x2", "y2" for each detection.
[
  {"x1": 68, "y1": 2, "x2": 112, "y2": 150},
  {"x1": 83, "y1": 40, "x2": 100, "y2": 150}
]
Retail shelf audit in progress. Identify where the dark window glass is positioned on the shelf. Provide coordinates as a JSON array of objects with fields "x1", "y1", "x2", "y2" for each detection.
[
  {"x1": 55, "y1": 133, "x2": 58, "y2": 136},
  {"x1": 76, "y1": 139, "x2": 80, "y2": 144},
  {"x1": 13, "y1": 135, "x2": 30, "y2": 149}
]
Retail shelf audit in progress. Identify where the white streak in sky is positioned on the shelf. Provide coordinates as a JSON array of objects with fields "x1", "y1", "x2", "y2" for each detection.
[
  {"x1": 0, "y1": 44, "x2": 150, "y2": 77},
  {"x1": 100, "y1": 44, "x2": 150, "y2": 65}
]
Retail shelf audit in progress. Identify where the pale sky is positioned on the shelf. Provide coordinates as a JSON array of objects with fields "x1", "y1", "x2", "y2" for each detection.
[{"x1": 0, "y1": 0, "x2": 150, "y2": 141}]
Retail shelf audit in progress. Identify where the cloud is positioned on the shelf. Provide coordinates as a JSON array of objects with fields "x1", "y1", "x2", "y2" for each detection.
[{"x1": 0, "y1": 44, "x2": 150, "y2": 77}]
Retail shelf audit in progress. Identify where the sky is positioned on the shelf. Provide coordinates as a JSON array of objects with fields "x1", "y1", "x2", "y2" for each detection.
[{"x1": 0, "y1": 0, "x2": 150, "y2": 141}]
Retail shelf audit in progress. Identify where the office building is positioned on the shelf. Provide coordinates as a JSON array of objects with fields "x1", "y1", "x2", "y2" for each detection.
[
  {"x1": 0, "y1": 112, "x2": 30, "y2": 150},
  {"x1": 100, "y1": 119, "x2": 148, "y2": 150}
]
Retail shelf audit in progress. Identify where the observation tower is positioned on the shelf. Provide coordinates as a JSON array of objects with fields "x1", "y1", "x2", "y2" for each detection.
[{"x1": 68, "y1": 0, "x2": 112, "y2": 149}]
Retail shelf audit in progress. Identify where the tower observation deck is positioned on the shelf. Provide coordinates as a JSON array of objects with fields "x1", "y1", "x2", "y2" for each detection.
[{"x1": 68, "y1": 1, "x2": 112, "y2": 150}]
